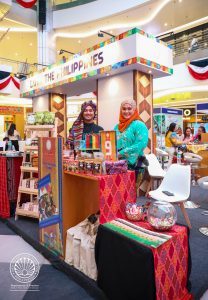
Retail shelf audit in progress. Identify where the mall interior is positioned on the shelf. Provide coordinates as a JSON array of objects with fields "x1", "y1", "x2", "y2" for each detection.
[{"x1": 0, "y1": 0, "x2": 208, "y2": 299}]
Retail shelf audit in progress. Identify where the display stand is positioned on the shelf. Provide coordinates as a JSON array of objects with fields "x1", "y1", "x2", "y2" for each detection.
[{"x1": 15, "y1": 122, "x2": 57, "y2": 220}]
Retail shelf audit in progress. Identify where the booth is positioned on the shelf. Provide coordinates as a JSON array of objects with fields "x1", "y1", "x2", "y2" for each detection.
[
  {"x1": 153, "y1": 107, "x2": 183, "y2": 148},
  {"x1": 14, "y1": 27, "x2": 193, "y2": 300}
]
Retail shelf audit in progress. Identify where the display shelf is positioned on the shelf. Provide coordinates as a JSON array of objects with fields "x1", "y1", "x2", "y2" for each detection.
[
  {"x1": 18, "y1": 187, "x2": 38, "y2": 195},
  {"x1": 16, "y1": 121, "x2": 57, "y2": 221},
  {"x1": 25, "y1": 124, "x2": 55, "y2": 131},
  {"x1": 64, "y1": 171, "x2": 99, "y2": 181},
  {"x1": 21, "y1": 166, "x2": 38, "y2": 172},
  {"x1": 24, "y1": 145, "x2": 38, "y2": 151},
  {"x1": 15, "y1": 208, "x2": 39, "y2": 219}
]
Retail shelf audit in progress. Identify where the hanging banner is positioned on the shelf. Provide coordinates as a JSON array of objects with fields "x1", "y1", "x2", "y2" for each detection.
[
  {"x1": 187, "y1": 59, "x2": 208, "y2": 80},
  {"x1": 16, "y1": 0, "x2": 37, "y2": 8},
  {"x1": 0, "y1": 75, "x2": 20, "y2": 90}
]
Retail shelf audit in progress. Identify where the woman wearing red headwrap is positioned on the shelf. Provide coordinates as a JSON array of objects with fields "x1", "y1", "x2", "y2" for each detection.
[
  {"x1": 67, "y1": 100, "x2": 103, "y2": 149},
  {"x1": 114, "y1": 99, "x2": 148, "y2": 169}
]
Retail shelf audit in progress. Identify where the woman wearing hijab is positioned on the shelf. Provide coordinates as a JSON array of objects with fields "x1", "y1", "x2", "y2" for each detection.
[
  {"x1": 114, "y1": 99, "x2": 148, "y2": 169},
  {"x1": 67, "y1": 100, "x2": 103, "y2": 149}
]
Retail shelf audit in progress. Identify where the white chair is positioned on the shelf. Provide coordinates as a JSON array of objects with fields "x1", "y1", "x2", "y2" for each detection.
[
  {"x1": 148, "y1": 164, "x2": 191, "y2": 228},
  {"x1": 145, "y1": 154, "x2": 166, "y2": 196},
  {"x1": 183, "y1": 152, "x2": 203, "y2": 209},
  {"x1": 183, "y1": 152, "x2": 202, "y2": 164},
  {"x1": 197, "y1": 176, "x2": 208, "y2": 236}
]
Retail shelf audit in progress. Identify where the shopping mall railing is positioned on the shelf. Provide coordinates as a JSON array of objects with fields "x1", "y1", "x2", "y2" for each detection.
[
  {"x1": 159, "y1": 22, "x2": 208, "y2": 59},
  {"x1": 0, "y1": 57, "x2": 38, "y2": 77}
]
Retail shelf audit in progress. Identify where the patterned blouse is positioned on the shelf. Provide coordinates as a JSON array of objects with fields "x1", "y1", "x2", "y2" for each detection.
[{"x1": 114, "y1": 120, "x2": 148, "y2": 167}]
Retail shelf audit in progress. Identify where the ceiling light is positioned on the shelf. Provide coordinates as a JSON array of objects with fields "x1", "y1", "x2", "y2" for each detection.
[
  {"x1": 178, "y1": 0, "x2": 182, "y2": 2},
  {"x1": 164, "y1": 23, "x2": 168, "y2": 27},
  {"x1": 154, "y1": 85, "x2": 208, "y2": 98},
  {"x1": 156, "y1": 16, "x2": 208, "y2": 37},
  {"x1": 29, "y1": 43, "x2": 33, "y2": 46},
  {"x1": 55, "y1": 0, "x2": 171, "y2": 38},
  {"x1": 78, "y1": 40, "x2": 81, "y2": 44},
  {"x1": 148, "y1": 70, "x2": 152, "y2": 74},
  {"x1": 6, "y1": 36, "x2": 10, "y2": 40},
  {"x1": 0, "y1": 27, "x2": 37, "y2": 32},
  {"x1": 15, "y1": 52, "x2": 18, "y2": 56}
]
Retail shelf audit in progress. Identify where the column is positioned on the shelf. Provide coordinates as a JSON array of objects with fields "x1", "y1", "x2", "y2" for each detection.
[
  {"x1": 133, "y1": 70, "x2": 153, "y2": 153},
  {"x1": 37, "y1": 0, "x2": 56, "y2": 67},
  {"x1": 133, "y1": 70, "x2": 153, "y2": 196},
  {"x1": 49, "y1": 93, "x2": 67, "y2": 140}
]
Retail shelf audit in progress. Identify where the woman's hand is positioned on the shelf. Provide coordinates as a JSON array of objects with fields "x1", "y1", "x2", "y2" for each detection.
[{"x1": 118, "y1": 153, "x2": 122, "y2": 159}]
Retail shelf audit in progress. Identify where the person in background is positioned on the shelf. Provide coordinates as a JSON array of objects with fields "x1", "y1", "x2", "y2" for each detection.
[
  {"x1": 4, "y1": 123, "x2": 20, "y2": 151},
  {"x1": 182, "y1": 127, "x2": 193, "y2": 143},
  {"x1": 176, "y1": 126, "x2": 183, "y2": 142},
  {"x1": 67, "y1": 100, "x2": 103, "y2": 149},
  {"x1": 114, "y1": 99, "x2": 148, "y2": 169},
  {"x1": 3, "y1": 137, "x2": 9, "y2": 151},
  {"x1": 62, "y1": 55, "x2": 67, "y2": 63},
  {"x1": 165, "y1": 122, "x2": 187, "y2": 167},
  {"x1": 192, "y1": 126, "x2": 206, "y2": 143}
]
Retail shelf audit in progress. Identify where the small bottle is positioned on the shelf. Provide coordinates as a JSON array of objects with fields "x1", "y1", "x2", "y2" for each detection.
[{"x1": 177, "y1": 150, "x2": 182, "y2": 164}]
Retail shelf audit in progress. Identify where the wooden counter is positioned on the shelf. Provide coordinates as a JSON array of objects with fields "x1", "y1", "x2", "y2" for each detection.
[
  {"x1": 62, "y1": 172, "x2": 100, "y2": 254},
  {"x1": 62, "y1": 171, "x2": 136, "y2": 255}
]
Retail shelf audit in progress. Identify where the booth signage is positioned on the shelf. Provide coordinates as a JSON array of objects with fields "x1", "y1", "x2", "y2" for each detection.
[
  {"x1": 0, "y1": 106, "x2": 23, "y2": 115},
  {"x1": 161, "y1": 108, "x2": 183, "y2": 115},
  {"x1": 197, "y1": 103, "x2": 208, "y2": 114},
  {"x1": 21, "y1": 28, "x2": 173, "y2": 97}
]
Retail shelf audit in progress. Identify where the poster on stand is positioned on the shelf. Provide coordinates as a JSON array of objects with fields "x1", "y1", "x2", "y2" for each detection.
[
  {"x1": 39, "y1": 137, "x2": 63, "y2": 257},
  {"x1": 39, "y1": 174, "x2": 57, "y2": 221},
  {"x1": 100, "y1": 131, "x2": 117, "y2": 161}
]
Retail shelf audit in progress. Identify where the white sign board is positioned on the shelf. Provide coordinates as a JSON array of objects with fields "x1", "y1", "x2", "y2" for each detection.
[{"x1": 21, "y1": 28, "x2": 173, "y2": 96}]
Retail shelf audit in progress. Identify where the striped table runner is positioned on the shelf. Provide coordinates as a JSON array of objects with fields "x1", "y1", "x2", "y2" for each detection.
[{"x1": 104, "y1": 218, "x2": 171, "y2": 248}]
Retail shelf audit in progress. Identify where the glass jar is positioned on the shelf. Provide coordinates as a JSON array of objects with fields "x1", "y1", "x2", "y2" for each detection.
[
  {"x1": 147, "y1": 201, "x2": 177, "y2": 231},
  {"x1": 125, "y1": 202, "x2": 143, "y2": 221}
]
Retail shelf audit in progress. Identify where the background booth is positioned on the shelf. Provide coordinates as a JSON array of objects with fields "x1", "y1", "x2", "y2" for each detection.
[{"x1": 153, "y1": 107, "x2": 183, "y2": 148}]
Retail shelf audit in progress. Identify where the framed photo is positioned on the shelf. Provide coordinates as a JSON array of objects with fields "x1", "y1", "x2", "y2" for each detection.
[{"x1": 100, "y1": 130, "x2": 117, "y2": 161}]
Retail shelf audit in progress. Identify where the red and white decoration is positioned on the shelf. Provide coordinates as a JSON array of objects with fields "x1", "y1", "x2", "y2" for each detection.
[
  {"x1": 16, "y1": 0, "x2": 37, "y2": 8},
  {"x1": 187, "y1": 63, "x2": 208, "y2": 80},
  {"x1": 0, "y1": 75, "x2": 20, "y2": 91}
]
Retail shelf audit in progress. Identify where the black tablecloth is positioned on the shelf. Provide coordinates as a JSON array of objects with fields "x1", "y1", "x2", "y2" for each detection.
[{"x1": 95, "y1": 225, "x2": 156, "y2": 300}]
